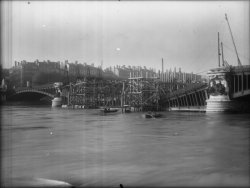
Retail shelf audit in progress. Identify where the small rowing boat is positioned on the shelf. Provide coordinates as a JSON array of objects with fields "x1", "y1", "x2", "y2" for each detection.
[
  {"x1": 123, "y1": 105, "x2": 131, "y2": 113},
  {"x1": 100, "y1": 107, "x2": 119, "y2": 113},
  {"x1": 144, "y1": 111, "x2": 162, "y2": 118}
]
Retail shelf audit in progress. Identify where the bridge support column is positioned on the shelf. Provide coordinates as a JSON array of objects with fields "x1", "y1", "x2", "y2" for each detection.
[
  {"x1": 189, "y1": 94, "x2": 194, "y2": 106},
  {"x1": 238, "y1": 74, "x2": 240, "y2": 93},
  {"x1": 196, "y1": 91, "x2": 201, "y2": 106},
  {"x1": 194, "y1": 93, "x2": 198, "y2": 106},
  {"x1": 181, "y1": 96, "x2": 184, "y2": 107},
  {"x1": 178, "y1": 97, "x2": 181, "y2": 107},
  {"x1": 204, "y1": 90, "x2": 208, "y2": 100},
  {"x1": 182, "y1": 96, "x2": 186, "y2": 107},
  {"x1": 241, "y1": 73, "x2": 244, "y2": 94},
  {"x1": 189, "y1": 94, "x2": 193, "y2": 106},
  {"x1": 202, "y1": 91, "x2": 206, "y2": 105},
  {"x1": 199, "y1": 91, "x2": 205, "y2": 106},
  {"x1": 233, "y1": 75, "x2": 236, "y2": 93},
  {"x1": 194, "y1": 92, "x2": 199, "y2": 106},
  {"x1": 201, "y1": 91, "x2": 205, "y2": 105},
  {"x1": 185, "y1": 94, "x2": 189, "y2": 108},
  {"x1": 247, "y1": 74, "x2": 249, "y2": 90}
]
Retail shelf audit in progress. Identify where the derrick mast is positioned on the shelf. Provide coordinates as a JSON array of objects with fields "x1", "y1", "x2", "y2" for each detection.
[{"x1": 225, "y1": 14, "x2": 242, "y2": 66}]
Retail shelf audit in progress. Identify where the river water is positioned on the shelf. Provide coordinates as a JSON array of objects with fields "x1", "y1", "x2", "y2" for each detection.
[{"x1": 1, "y1": 105, "x2": 249, "y2": 187}]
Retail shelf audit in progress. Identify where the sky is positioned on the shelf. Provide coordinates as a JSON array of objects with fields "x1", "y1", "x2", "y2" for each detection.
[{"x1": 1, "y1": 1, "x2": 249, "y2": 74}]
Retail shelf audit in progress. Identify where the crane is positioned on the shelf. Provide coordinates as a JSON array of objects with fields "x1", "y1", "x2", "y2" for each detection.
[{"x1": 225, "y1": 13, "x2": 242, "y2": 66}]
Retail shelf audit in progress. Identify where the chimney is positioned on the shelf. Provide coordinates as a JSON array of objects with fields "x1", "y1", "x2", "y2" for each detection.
[{"x1": 162, "y1": 58, "x2": 164, "y2": 73}]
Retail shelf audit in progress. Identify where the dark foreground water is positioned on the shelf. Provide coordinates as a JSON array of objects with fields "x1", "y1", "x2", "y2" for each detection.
[{"x1": 1, "y1": 105, "x2": 250, "y2": 187}]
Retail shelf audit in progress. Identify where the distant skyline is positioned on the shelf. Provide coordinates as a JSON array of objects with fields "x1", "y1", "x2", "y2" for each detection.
[{"x1": 1, "y1": 1, "x2": 249, "y2": 74}]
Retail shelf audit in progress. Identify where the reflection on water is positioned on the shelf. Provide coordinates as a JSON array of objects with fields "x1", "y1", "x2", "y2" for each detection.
[{"x1": 1, "y1": 105, "x2": 250, "y2": 187}]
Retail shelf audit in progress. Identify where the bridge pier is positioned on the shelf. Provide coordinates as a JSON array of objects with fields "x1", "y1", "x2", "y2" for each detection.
[
  {"x1": 206, "y1": 67, "x2": 234, "y2": 112},
  {"x1": 206, "y1": 66, "x2": 250, "y2": 112}
]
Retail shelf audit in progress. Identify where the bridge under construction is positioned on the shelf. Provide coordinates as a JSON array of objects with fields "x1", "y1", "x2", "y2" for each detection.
[
  {"x1": 63, "y1": 72, "x2": 190, "y2": 111},
  {"x1": 7, "y1": 65, "x2": 250, "y2": 112},
  {"x1": 7, "y1": 72, "x2": 195, "y2": 111}
]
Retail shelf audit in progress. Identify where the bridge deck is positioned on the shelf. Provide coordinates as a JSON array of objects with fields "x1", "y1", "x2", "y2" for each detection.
[{"x1": 165, "y1": 83, "x2": 208, "y2": 99}]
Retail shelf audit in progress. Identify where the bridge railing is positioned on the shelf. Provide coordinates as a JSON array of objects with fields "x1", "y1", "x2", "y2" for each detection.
[{"x1": 15, "y1": 83, "x2": 55, "y2": 91}]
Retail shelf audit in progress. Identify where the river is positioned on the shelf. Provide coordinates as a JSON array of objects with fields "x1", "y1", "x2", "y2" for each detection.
[{"x1": 1, "y1": 104, "x2": 249, "y2": 187}]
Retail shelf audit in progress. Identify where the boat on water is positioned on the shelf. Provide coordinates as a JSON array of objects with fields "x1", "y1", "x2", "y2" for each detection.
[
  {"x1": 125, "y1": 108, "x2": 131, "y2": 113},
  {"x1": 100, "y1": 107, "x2": 119, "y2": 113},
  {"x1": 123, "y1": 105, "x2": 132, "y2": 113},
  {"x1": 144, "y1": 111, "x2": 162, "y2": 118}
]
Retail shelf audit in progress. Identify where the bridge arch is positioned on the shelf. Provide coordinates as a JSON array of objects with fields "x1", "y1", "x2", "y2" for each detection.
[
  {"x1": 8, "y1": 89, "x2": 55, "y2": 101},
  {"x1": 16, "y1": 89, "x2": 54, "y2": 98}
]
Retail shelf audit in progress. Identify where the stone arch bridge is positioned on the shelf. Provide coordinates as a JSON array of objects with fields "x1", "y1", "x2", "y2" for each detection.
[{"x1": 8, "y1": 84, "x2": 58, "y2": 101}]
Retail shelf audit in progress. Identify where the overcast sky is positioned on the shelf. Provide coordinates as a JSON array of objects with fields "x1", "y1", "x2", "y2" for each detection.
[{"x1": 1, "y1": 1, "x2": 249, "y2": 74}]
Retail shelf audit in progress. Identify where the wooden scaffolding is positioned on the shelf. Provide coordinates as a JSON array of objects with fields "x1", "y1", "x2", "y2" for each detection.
[
  {"x1": 68, "y1": 78, "x2": 123, "y2": 108},
  {"x1": 126, "y1": 73, "x2": 160, "y2": 111}
]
